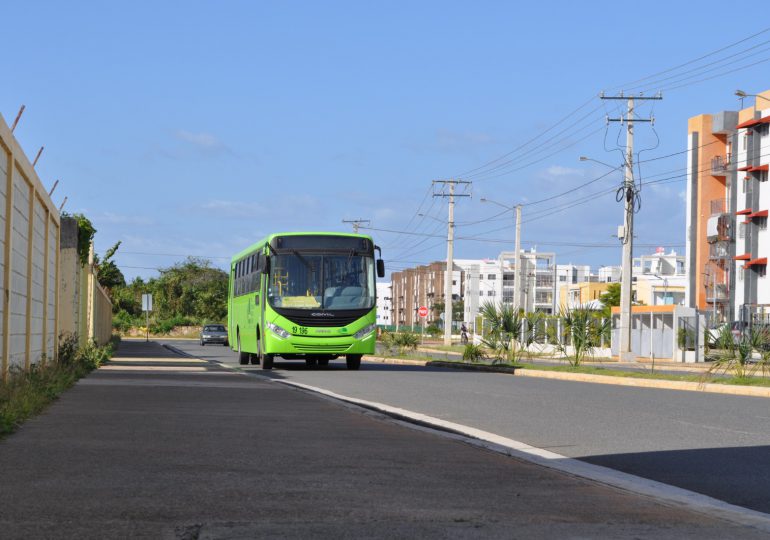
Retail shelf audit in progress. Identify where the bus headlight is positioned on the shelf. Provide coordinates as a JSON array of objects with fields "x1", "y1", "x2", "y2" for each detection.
[
  {"x1": 354, "y1": 323, "x2": 376, "y2": 340},
  {"x1": 267, "y1": 322, "x2": 290, "y2": 339}
]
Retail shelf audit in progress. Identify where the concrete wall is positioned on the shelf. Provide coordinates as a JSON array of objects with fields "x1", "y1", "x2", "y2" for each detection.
[
  {"x1": 1, "y1": 113, "x2": 61, "y2": 378},
  {"x1": 58, "y1": 217, "x2": 112, "y2": 347},
  {"x1": 0, "y1": 114, "x2": 112, "y2": 380}
]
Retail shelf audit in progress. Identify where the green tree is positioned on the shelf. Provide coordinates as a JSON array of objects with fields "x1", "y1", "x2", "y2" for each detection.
[
  {"x1": 95, "y1": 241, "x2": 126, "y2": 291},
  {"x1": 151, "y1": 257, "x2": 228, "y2": 322},
  {"x1": 599, "y1": 283, "x2": 620, "y2": 318}
]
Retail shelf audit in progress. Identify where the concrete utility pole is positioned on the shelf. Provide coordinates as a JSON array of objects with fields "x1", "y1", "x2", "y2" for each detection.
[
  {"x1": 433, "y1": 179, "x2": 471, "y2": 345},
  {"x1": 342, "y1": 219, "x2": 370, "y2": 234},
  {"x1": 481, "y1": 198, "x2": 522, "y2": 313},
  {"x1": 602, "y1": 92, "x2": 662, "y2": 361},
  {"x1": 514, "y1": 204, "x2": 522, "y2": 313}
]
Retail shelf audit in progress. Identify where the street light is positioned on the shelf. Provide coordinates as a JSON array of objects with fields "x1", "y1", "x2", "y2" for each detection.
[
  {"x1": 735, "y1": 89, "x2": 770, "y2": 102},
  {"x1": 480, "y1": 197, "x2": 523, "y2": 313}
]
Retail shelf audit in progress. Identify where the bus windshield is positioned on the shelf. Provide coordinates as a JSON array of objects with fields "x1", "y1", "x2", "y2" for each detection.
[{"x1": 268, "y1": 252, "x2": 375, "y2": 310}]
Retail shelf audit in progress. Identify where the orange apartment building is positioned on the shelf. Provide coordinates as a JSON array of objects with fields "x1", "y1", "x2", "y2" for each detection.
[{"x1": 686, "y1": 89, "x2": 770, "y2": 324}]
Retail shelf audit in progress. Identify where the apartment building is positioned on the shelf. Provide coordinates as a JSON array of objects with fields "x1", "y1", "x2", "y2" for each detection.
[
  {"x1": 686, "y1": 89, "x2": 769, "y2": 324},
  {"x1": 559, "y1": 282, "x2": 611, "y2": 310},
  {"x1": 462, "y1": 249, "x2": 558, "y2": 324},
  {"x1": 376, "y1": 282, "x2": 392, "y2": 326},
  {"x1": 632, "y1": 249, "x2": 687, "y2": 306},
  {"x1": 390, "y1": 261, "x2": 463, "y2": 328}
]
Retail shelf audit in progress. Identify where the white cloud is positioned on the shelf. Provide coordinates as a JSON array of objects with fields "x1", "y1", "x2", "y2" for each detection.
[
  {"x1": 175, "y1": 130, "x2": 224, "y2": 149},
  {"x1": 98, "y1": 211, "x2": 155, "y2": 226},
  {"x1": 544, "y1": 165, "x2": 581, "y2": 177},
  {"x1": 200, "y1": 199, "x2": 264, "y2": 218},
  {"x1": 436, "y1": 129, "x2": 495, "y2": 149}
]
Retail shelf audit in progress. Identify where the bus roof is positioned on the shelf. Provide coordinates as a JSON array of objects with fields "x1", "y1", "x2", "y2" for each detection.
[{"x1": 230, "y1": 231, "x2": 374, "y2": 262}]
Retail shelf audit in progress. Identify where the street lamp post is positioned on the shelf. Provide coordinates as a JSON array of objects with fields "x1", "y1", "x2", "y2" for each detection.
[{"x1": 481, "y1": 198, "x2": 522, "y2": 313}]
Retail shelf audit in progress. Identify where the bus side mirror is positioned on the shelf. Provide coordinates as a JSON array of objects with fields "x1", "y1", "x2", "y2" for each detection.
[{"x1": 376, "y1": 259, "x2": 385, "y2": 278}]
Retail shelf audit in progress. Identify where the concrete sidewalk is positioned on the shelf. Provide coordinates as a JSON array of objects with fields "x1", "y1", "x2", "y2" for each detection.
[{"x1": 0, "y1": 340, "x2": 767, "y2": 539}]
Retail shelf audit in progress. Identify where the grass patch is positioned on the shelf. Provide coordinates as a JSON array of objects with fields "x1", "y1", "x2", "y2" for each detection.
[
  {"x1": 429, "y1": 359, "x2": 770, "y2": 388},
  {"x1": 0, "y1": 335, "x2": 119, "y2": 438}
]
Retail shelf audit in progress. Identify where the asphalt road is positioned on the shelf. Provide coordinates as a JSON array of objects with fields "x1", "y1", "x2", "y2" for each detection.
[
  {"x1": 170, "y1": 339, "x2": 770, "y2": 515},
  {"x1": 3, "y1": 340, "x2": 765, "y2": 538}
]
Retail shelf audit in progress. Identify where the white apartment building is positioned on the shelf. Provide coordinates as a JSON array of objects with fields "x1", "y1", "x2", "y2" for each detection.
[
  {"x1": 376, "y1": 282, "x2": 392, "y2": 326},
  {"x1": 632, "y1": 249, "x2": 687, "y2": 306},
  {"x1": 462, "y1": 249, "x2": 558, "y2": 325}
]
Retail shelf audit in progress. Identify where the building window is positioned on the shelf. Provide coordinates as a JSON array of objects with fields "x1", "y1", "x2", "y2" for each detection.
[
  {"x1": 479, "y1": 291, "x2": 484, "y2": 296},
  {"x1": 739, "y1": 222, "x2": 746, "y2": 239},
  {"x1": 452, "y1": 280, "x2": 456, "y2": 285},
  {"x1": 487, "y1": 290, "x2": 495, "y2": 296},
  {"x1": 559, "y1": 275, "x2": 567, "y2": 282},
  {"x1": 487, "y1": 274, "x2": 496, "y2": 280},
  {"x1": 758, "y1": 217, "x2": 768, "y2": 230}
]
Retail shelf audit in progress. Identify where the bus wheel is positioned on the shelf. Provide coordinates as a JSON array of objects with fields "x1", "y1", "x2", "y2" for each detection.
[
  {"x1": 262, "y1": 354, "x2": 274, "y2": 370},
  {"x1": 237, "y1": 335, "x2": 249, "y2": 365},
  {"x1": 318, "y1": 358, "x2": 329, "y2": 367},
  {"x1": 305, "y1": 358, "x2": 318, "y2": 368},
  {"x1": 346, "y1": 355, "x2": 362, "y2": 370}
]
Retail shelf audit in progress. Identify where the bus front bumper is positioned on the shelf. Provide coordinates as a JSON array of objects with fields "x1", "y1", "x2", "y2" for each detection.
[{"x1": 264, "y1": 332, "x2": 376, "y2": 356}]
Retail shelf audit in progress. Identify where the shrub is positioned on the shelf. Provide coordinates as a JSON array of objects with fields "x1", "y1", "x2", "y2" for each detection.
[
  {"x1": 393, "y1": 332, "x2": 420, "y2": 354},
  {"x1": 0, "y1": 335, "x2": 118, "y2": 437},
  {"x1": 425, "y1": 324, "x2": 442, "y2": 337},
  {"x1": 462, "y1": 344, "x2": 486, "y2": 363}
]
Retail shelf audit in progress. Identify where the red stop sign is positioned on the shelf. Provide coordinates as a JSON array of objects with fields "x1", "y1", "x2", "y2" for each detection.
[{"x1": 418, "y1": 306, "x2": 429, "y2": 318}]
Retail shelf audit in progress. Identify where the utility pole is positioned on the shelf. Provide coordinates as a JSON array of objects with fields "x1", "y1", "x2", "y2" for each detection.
[
  {"x1": 602, "y1": 92, "x2": 662, "y2": 361},
  {"x1": 342, "y1": 219, "x2": 370, "y2": 234},
  {"x1": 513, "y1": 204, "x2": 522, "y2": 313},
  {"x1": 433, "y1": 179, "x2": 471, "y2": 345}
]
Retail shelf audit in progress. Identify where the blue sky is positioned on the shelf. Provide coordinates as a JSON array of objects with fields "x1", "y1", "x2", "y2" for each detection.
[{"x1": 3, "y1": 1, "x2": 769, "y2": 280}]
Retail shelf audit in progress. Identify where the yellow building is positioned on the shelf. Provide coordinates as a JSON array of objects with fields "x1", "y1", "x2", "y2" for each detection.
[{"x1": 558, "y1": 282, "x2": 611, "y2": 309}]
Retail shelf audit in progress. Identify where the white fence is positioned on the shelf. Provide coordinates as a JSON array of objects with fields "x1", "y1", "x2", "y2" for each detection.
[{"x1": 1, "y1": 113, "x2": 61, "y2": 376}]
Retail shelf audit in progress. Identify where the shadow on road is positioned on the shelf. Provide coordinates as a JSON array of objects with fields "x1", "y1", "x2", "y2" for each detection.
[{"x1": 581, "y1": 445, "x2": 770, "y2": 514}]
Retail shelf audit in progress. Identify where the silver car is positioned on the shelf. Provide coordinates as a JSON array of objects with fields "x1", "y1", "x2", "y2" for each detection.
[{"x1": 200, "y1": 324, "x2": 228, "y2": 346}]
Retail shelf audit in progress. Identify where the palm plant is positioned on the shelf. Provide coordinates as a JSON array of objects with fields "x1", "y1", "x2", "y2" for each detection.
[
  {"x1": 555, "y1": 305, "x2": 604, "y2": 367},
  {"x1": 706, "y1": 327, "x2": 770, "y2": 380},
  {"x1": 479, "y1": 301, "x2": 521, "y2": 363}
]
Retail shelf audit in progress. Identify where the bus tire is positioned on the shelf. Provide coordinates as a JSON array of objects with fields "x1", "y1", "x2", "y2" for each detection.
[
  {"x1": 306, "y1": 358, "x2": 318, "y2": 368},
  {"x1": 262, "y1": 354, "x2": 274, "y2": 370},
  {"x1": 346, "y1": 355, "x2": 362, "y2": 370},
  {"x1": 318, "y1": 358, "x2": 329, "y2": 367},
  {"x1": 237, "y1": 335, "x2": 249, "y2": 365}
]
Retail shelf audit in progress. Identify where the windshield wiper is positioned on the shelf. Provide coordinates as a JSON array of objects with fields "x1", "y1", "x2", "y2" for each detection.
[{"x1": 292, "y1": 250, "x2": 312, "y2": 270}]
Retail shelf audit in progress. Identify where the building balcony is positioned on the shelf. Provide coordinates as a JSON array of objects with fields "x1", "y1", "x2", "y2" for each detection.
[
  {"x1": 708, "y1": 241, "x2": 732, "y2": 260},
  {"x1": 706, "y1": 284, "x2": 729, "y2": 303},
  {"x1": 710, "y1": 154, "x2": 731, "y2": 176}
]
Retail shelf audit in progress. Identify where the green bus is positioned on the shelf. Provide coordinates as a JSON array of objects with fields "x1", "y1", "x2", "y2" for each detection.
[{"x1": 228, "y1": 232, "x2": 385, "y2": 370}]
